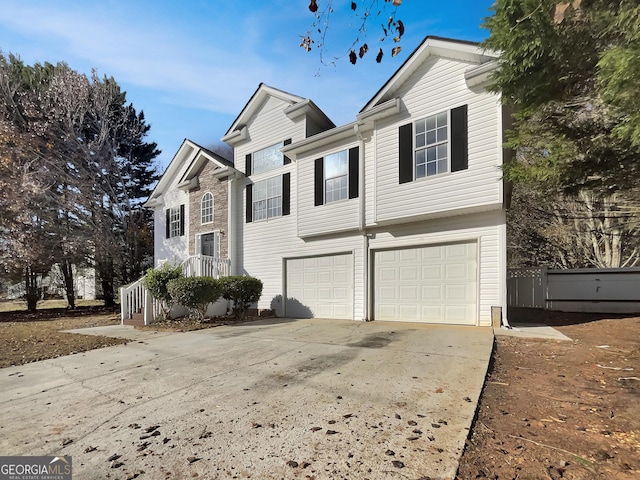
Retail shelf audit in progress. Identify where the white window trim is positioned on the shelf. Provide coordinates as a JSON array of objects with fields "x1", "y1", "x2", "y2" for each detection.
[
  {"x1": 252, "y1": 175, "x2": 283, "y2": 222},
  {"x1": 201, "y1": 192, "x2": 214, "y2": 225},
  {"x1": 252, "y1": 141, "x2": 284, "y2": 175},
  {"x1": 414, "y1": 110, "x2": 450, "y2": 179},
  {"x1": 169, "y1": 206, "x2": 181, "y2": 238},
  {"x1": 324, "y1": 149, "x2": 349, "y2": 204}
]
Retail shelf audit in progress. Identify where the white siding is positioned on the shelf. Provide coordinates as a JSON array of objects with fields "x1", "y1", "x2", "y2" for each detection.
[
  {"x1": 369, "y1": 210, "x2": 504, "y2": 326},
  {"x1": 297, "y1": 142, "x2": 360, "y2": 238},
  {"x1": 154, "y1": 160, "x2": 190, "y2": 265},
  {"x1": 234, "y1": 96, "x2": 302, "y2": 175},
  {"x1": 373, "y1": 56, "x2": 502, "y2": 224},
  {"x1": 232, "y1": 96, "x2": 366, "y2": 318}
]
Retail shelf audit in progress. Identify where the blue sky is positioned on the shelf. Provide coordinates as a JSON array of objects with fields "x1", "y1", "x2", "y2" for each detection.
[{"x1": 0, "y1": 0, "x2": 495, "y2": 172}]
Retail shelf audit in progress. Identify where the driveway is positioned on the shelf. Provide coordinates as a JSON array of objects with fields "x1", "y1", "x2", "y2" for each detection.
[{"x1": 0, "y1": 318, "x2": 493, "y2": 479}]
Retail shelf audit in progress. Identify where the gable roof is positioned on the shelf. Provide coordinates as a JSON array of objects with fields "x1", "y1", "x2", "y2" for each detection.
[
  {"x1": 144, "y1": 139, "x2": 240, "y2": 208},
  {"x1": 361, "y1": 36, "x2": 498, "y2": 113},
  {"x1": 222, "y1": 83, "x2": 334, "y2": 144}
]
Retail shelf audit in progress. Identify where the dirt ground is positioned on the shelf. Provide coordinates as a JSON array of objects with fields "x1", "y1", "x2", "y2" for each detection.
[
  {"x1": 1, "y1": 305, "x2": 638, "y2": 479},
  {"x1": 457, "y1": 309, "x2": 640, "y2": 480},
  {"x1": 0, "y1": 305, "x2": 127, "y2": 368}
]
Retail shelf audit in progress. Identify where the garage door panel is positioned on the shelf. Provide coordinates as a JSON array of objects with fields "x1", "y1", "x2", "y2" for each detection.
[
  {"x1": 422, "y1": 265, "x2": 443, "y2": 281},
  {"x1": 374, "y1": 241, "x2": 477, "y2": 325},
  {"x1": 399, "y1": 266, "x2": 420, "y2": 281},
  {"x1": 422, "y1": 285, "x2": 443, "y2": 301},
  {"x1": 286, "y1": 253, "x2": 353, "y2": 319},
  {"x1": 399, "y1": 285, "x2": 420, "y2": 300},
  {"x1": 378, "y1": 267, "x2": 397, "y2": 282}
]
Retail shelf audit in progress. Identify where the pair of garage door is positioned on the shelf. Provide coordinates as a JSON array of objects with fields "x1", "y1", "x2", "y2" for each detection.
[{"x1": 284, "y1": 241, "x2": 477, "y2": 324}]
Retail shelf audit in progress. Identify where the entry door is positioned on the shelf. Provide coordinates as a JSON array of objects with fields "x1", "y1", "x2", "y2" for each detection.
[{"x1": 199, "y1": 232, "x2": 220, "y2": 257}]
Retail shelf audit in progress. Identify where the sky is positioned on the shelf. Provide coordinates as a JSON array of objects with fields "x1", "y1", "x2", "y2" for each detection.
[{"x1": 0, "y1": 0, "x2": 495, "y2": 172}]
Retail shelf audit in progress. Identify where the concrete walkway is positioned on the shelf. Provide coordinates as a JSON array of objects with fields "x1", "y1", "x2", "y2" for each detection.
[
  {"x1": 1, "y1": 318, "x2": 493, "y2": 479},
  {"x1": 494, "y1": 323, "x2": 572, "y2": 341}
]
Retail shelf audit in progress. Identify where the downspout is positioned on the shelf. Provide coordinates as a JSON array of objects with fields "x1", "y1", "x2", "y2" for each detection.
[
  {"x1": 355, "y1": 123, "x2": 370, "y2": 321},
  {"x1": 227, "y1": 173, "x2": 236, "y2": 275}
]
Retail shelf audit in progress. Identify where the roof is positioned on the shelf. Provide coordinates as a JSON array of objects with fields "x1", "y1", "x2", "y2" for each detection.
[
  {"x1": 144, "y1": 139, "x2": 240, "y2": 208},
  {"x1": 361, "y1": 36, "x2": 499, "y2": 113},
  {"x1": 222, "y1": 83, "x2": 334, "y2": 144}
]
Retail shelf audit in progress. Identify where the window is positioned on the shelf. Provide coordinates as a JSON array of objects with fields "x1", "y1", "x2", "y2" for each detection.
[
  {"x1": 165, "y1": 205, "x2": 184, "y2": 238},
  {"x1": 324, "y1": 150, "x2": 349, "y2": 203},
  {"x1": 398, "y1": 105, "x2": 467, "y2": 184},
  {"x1": 201, "y1": 192, "x2": 213, "y2": 224},
  {"x1": 253, "y1": 176, "x2": 282, "y2": 221},
  {"x1": 415, "y1": 111, "x2": 448, "y2": 179},
  {"x1": 314, "y1": 147, "x2": 359, "y2": 206},
  {"x1": 252, "y1": 142, "x2": 284, "y2": 175}
]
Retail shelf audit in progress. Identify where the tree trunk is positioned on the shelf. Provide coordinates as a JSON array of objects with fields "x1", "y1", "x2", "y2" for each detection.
[
  {"x1": 98, "y1": 257, "x2": 116, "y2": 307},
  {"x1": 24, "y1": 266, "x2": 40, "y2": 313},
  {"x1": 61, "y1": 260, "x2": 76, "y2": 309}
]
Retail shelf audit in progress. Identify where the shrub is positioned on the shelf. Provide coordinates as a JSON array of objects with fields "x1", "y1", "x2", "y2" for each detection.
[
  {"x1": 143, "y1": 263, "x2": 183, "y2": 320},
  {"x1": 220, "y1": 276, "x2": 263, "y2": 320},
  {"x1": 166, "y1": 276, "x2": 221, "y2": 322}
]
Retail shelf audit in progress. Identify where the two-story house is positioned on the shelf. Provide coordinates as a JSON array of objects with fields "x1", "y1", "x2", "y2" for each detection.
[{"x1": 220, "y1": 36, "x2": 507, "y2": 326}]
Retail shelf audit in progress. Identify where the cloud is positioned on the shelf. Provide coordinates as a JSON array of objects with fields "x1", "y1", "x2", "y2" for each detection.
[{"x1": 0, "y1": 1, "x2": 278, "y2": 116}]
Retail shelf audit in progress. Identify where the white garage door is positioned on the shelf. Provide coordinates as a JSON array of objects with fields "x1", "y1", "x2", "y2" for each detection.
[
  {"x1": 374, "y1": 241, "x2": 477, "y2": 325},
  {"x1": 285, "y1": 253, "x2": 353, "y2": 319}
]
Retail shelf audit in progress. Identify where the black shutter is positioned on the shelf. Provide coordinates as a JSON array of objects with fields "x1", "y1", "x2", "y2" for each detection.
[
  {"x1": 398, "y1": 123, "x2": 413, "y2": 184},
  {"x1": 348, "y1": 146, "x2": 359, "y2": 199},
  {"x1": 282, "y1": 173, "x2": 290, "y2": 216},
  {"x1": 165, "y1": 208, "x2": 170, "y2": 239},
  {"x1": 179, "y1": 204, "x2": 185, "y2": 236},
  {"x1": 451, "y1": 104, "x2": 468, "y2": 172},
  {"x1": 283, "y1": 138, "x2": 292, "y2": 164},
  {"x1": 245, "y1": 184, "x2": 253, "y2": 223},
  {"x1": 245, "y1": 153, "x2": 252, "y2": 176},
  {"x1": 314, "y1": 158, "x2": 324, "y2": 206}
]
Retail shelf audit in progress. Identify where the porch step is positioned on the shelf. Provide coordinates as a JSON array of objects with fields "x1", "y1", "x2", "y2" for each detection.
[{"x1": 123, "y1": 312, "x2": 145, "y2": 327}]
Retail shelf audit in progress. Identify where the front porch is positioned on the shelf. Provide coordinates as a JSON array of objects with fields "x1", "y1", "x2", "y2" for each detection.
[{"x1": 120, "y1": 255, "x2": 231, "y2": 326}]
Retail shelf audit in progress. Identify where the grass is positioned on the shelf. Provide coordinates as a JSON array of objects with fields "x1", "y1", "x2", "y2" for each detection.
[{"x1": 0, "y1": 299, "x2": 104, "y2": 312}]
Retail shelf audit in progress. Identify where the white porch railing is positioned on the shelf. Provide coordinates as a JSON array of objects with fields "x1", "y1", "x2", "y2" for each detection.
[
  {"x1": 182, "y1": 255, "x2": 231, "y2": 278},
  {"x1": 120, "y1": 255, "x2": 231, "y2": 325}
]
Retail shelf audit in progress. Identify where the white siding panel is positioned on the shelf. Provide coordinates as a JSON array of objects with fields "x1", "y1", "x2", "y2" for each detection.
[
  {"x1": 231, "y1": 96, "x2": 365, "y2": 319},
  {"x1": 373, "y1": 56, "x2": 502, "y2": 224},
  {"x1": 155, "y1": 159, "x2": 191, "y2": 265},
  {"x1": 235, "y1": 96, "x2": 303, "y2": 177},
  {"x1": 297, "y1": 141, "x2": 361, "y2": 237}
]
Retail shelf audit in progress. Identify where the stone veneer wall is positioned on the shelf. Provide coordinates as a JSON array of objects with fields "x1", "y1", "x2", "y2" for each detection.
[{"x1": 188, "y1": 160, "x2": 229, "y2": 258}]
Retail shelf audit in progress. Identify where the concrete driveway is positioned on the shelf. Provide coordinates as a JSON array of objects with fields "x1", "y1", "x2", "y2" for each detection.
[{"x1": 0, "y1": 318, "x2": 493, "y2": 479}]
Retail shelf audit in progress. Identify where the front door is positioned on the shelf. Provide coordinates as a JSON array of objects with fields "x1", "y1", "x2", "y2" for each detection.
[{"x1": 199, "y1": 232, "x2": 220, "y2": 257}]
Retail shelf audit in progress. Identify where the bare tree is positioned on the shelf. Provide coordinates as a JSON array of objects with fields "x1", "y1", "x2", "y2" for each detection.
[
  {"x1": 300, "y1": 0, "x2": 405, "y2": 66},
  {"x1": 508, "y1": 184, "x2": 640, "y2": 269}
]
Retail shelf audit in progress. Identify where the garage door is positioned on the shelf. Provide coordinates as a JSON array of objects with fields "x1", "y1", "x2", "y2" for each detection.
[
  {"x1": 285, "y1": 253, "x2": 353, "y2": 319},
  {"x1": 374, "y1": 241, "x2": 477, "y2": 325}
]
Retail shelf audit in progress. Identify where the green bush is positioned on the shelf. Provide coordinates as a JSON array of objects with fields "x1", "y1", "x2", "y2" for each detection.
[
  {"x1": 143, "y1": 263, "x2": 183, "y2": 320},
  {"x1": 220, "y1": 276, "x2": 263, "y2": 320},
  {"x1": 167, "y1": 276, "x2": 221, "y2": 322}
]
